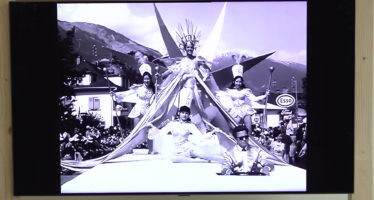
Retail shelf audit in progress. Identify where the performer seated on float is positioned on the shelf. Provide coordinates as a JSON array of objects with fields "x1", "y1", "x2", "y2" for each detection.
[
  {"x1": 220, "y1": 125, "x2": 274, "y2": 175},
  {"x1": 217, "y1": 59, "x2": 269, "y2": 134},
  {"x1": 147, "y1": 106, "x2": 225, "y2": 163}
]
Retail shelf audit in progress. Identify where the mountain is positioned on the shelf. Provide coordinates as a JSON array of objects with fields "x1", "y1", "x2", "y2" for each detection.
[
  {"x1": 58, "y1": 20, "x2": 306, "y2": 94},
  {"x1": 244, "y1": 58, "x2": 306, "y2": 94},
  {"x1": 212, "y1": 54, "x2": 306, "y2": 94},
  {"x1": 58, "y1": 21, "x2": 162, "y2": 60}
]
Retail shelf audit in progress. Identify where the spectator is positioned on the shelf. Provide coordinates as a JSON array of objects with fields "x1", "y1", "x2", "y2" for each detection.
[
  {"x1": 280, "y1": 121, "x2": 287, "y2": 135},
  {"x1": 295, "y1": 133, "x2": 307, "y2": 169},
  {"x1": 272, "y1": 125, "x2": 281, "y2": 139},
  {"x1": 285, "y1": 119, "x2": 294, "y2": 136},
  {"x1": 281, "y1": 132, "x2": 292, "y2": 163},
  {"x1": 271, "y1": 135, "x2": 285, "y2": 160},
  {"x1": 289, "y1": 135, "x2": 297, "y2": 165}
]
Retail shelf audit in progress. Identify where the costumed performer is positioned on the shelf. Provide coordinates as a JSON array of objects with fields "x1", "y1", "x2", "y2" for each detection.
[
  {"x1": 220, "y1": 125, "x2": 274, "y2": 175},
  {"x1": 217, "y1": 61, "x2": 269, "y2": 134},
  {"x1": 147, "y1": 106, "x2": 225, "y2": 163},
  {"x1": 159, "y1": 20, "x2": 211, "y2": 111},
  {"x1": 112, "y1": 58, "x2": 156, "y2": 153}
]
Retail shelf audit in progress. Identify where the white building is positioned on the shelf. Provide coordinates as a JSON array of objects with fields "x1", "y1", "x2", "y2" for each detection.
[
  {"x1": 71, "y1": 61, "x2": 126, "y2": 128},
  {"x1": 252, "y1": 101, "x2": 286, "y2": 128}
]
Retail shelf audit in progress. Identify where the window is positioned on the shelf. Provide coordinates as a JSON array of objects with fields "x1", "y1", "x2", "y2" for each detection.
[{"x1": 88, "y1": 97, "x2": 100, "y2": 111}]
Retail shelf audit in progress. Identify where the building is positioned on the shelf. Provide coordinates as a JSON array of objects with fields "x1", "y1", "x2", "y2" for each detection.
[{"x1": 71, "y1": 58, "x2": 131, "y2": 128}]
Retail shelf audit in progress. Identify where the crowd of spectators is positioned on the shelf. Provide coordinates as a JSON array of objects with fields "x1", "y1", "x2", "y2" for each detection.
[
  {"x1": 60, "y1": 126, "x2": 131, "y2": 161},
  {"x1": 250, "y1": 118, "x2": 307, "y2": 169},
  {"x1": 60, "y1": 118, "x2": 307, "y2": 170}
]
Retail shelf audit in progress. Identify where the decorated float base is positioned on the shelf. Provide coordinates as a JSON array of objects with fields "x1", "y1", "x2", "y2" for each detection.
[{"x1": 61, "y1": 149, "x2": 306, "y2": 193}]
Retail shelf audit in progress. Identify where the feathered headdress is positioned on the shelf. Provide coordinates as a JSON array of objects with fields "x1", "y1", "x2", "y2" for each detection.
[
  {"x1": 176, "y1": 19, "x2": 201, "y2": 50},
  {"x1": 232, "y1": 53, "x2": 245, "y2": 65},
  {"x1": 231, "y1": 53, "x2": 243, "y2": 78}
]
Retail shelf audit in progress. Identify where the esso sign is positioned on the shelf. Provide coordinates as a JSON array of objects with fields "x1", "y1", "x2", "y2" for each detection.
[{"x1": 276, "y1": 94, "x2": 295, "y2": 108}]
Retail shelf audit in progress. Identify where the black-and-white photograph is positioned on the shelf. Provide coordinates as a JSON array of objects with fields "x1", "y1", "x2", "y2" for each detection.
[{"x1": 57, "y1": 1, "x2": 307, "y2": 193}]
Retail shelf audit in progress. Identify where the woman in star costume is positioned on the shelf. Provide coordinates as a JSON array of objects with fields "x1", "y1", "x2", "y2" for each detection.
[{"x1": 158, "y1": 20, "x2": 211, "y2": 111}]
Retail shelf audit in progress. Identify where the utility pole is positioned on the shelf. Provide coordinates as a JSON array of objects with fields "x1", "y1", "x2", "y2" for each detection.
[{"x1": 291, "y1": 76, "x2": 299, "y2": 128}]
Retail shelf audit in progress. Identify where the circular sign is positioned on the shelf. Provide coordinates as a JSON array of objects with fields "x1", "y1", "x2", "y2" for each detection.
[{"x1": 276, "y1": 94, "x2": 295, "y2": 108}]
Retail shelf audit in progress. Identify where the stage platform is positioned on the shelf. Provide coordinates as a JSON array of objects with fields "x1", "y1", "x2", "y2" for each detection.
[{"x1": 61, "y1": 150, "x2": 306, "y2": 193}]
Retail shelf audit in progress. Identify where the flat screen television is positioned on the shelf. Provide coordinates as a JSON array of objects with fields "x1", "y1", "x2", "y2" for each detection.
[{"x1": 9, "y1": 0, "x2": 354, "y2": 196}]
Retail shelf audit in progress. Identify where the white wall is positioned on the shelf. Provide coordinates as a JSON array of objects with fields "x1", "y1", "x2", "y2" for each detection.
[
  {"x1": 267, "y1": 112, "x2": 280, "y2": 128},
  {"x1": 73, "y1": 94, "x2": 114, "y2": 128}
]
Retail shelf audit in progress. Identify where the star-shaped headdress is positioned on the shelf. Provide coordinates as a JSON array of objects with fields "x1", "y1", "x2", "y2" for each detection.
[{"x1": 176, "y1": 19, "x2": 201, "y2": 50}]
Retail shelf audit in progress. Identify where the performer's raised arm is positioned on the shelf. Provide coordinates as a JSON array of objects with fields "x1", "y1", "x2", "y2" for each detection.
[
  {"x1": 244, "y1": 88, "x2": 269, "y2": 102},
  {"x1": 113, "y1": 61, "x2": 155, "y2": 127}
]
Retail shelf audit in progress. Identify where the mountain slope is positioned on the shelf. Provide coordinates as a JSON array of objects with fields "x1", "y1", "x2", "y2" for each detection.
[
  {"x1": 58, "y1": 21, "x2": 162, "y2": 58},
  {"x1": 213, "y1": 55, "x2": 306, "y2": 94},
  {"x1": 58, "y1": 20, "x2": 306, "y2": 94}
]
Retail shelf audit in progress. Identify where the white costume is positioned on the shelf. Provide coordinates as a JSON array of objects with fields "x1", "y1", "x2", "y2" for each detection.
[
  {"x1": 174, "y1": 57, "x2": 199, "y2": 108},
  {"x1": 115, "y1": 62, "x2": 154, "y2": 118},
  {"x1": 150, "y1": 120, "x2": 209, "y2": 157},
  {"x1": 217, "y1": 64, "x2": 267, "y2": 118}
]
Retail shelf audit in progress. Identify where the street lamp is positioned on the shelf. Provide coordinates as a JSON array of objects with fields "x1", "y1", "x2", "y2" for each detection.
[{"x1": 263, "y1": 66, "x2": 275, "y2": 130}]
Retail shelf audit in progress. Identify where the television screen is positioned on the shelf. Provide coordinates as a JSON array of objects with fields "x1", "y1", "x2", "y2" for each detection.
[{"x1": 10, "y1": 0, "x2": 354, "y2": 196}]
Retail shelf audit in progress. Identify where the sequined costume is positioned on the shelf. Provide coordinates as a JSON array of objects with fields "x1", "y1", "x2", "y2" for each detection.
[
  {"x1": 217, "y1": 88, "x2": 266, "y2": 119},
  {"x1": 115, "y1": 84, "x2": 154, "y2": 118},
  {"x1": 150, "y1": 120, "x2": 207, "y2": 157},
  {"x1": 162, "y1": 56, "x2": 209, "y2": 109}
]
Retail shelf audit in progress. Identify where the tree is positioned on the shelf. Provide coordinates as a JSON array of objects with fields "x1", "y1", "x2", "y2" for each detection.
[{"x1": 57, "y1": 27, "x2": 81, "y2": 134}]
